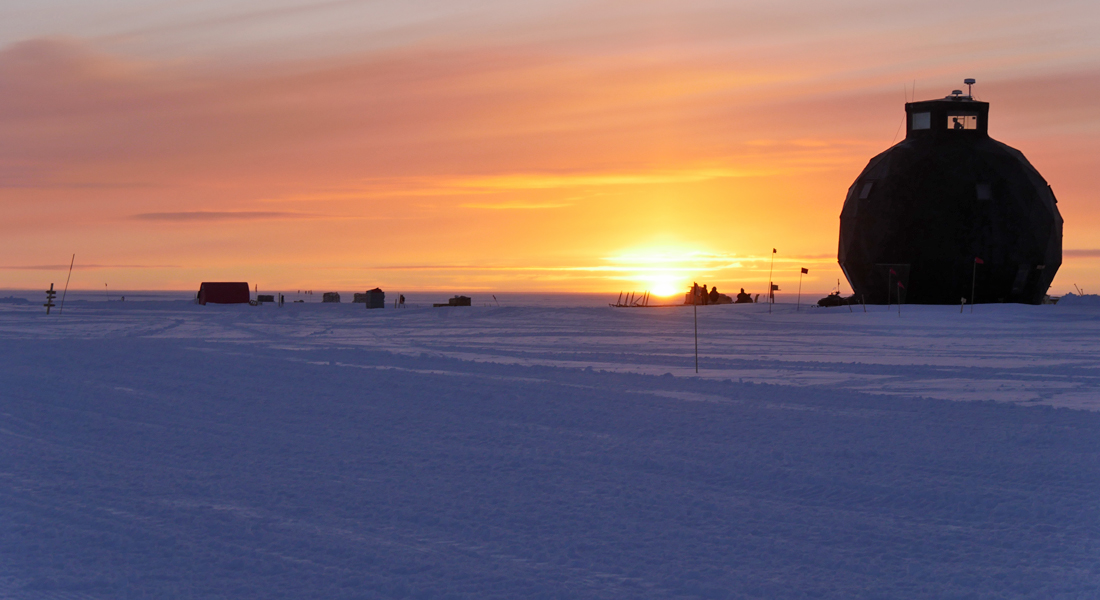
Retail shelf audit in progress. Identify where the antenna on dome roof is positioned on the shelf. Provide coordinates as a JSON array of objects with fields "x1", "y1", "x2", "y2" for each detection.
[{"x1": 964, "y1": 78, "x2": 976, "y2": 98}]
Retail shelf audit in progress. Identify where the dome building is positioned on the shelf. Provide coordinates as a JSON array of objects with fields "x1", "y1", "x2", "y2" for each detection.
[{"x1": 838, "y1": 81, "x2": 1061, "y2": 305}]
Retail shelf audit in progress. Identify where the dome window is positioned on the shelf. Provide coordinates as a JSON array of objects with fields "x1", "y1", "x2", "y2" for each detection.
[{"x1": 948, "y1": 113, "x2": 978, "y2": 130}]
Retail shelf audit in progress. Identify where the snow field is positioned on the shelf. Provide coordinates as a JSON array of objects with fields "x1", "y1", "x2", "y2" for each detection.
[
  {"x1": 5, "y1": 299, "x2": 1099, "y2": 409},
  {"x1": 1, "y1": 301, "x2": 1099, "y2": 598}
]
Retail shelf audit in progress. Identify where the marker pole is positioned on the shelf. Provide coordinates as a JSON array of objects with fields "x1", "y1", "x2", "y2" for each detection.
[
  {"x1": 768, "y1": 250, "x2": 775, "y2": 314},
  {"x1": 59, "y1": 254, "x2": 75, "y2": 314},
  {"x1": 971, "y1": 261, "x2": 978, "y2": 313},
  {"x1": 694, "y1": 303, "x2": 699, "y2": 374}
]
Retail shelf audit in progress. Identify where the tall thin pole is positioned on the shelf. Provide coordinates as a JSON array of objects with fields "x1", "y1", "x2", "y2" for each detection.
[
  {"x1": 59, "y1": 254, "x2": 74, "y2": 314},
  {"x1": 694, "y1": 303, "x2": 699, "y2": 374},
  {"x1": 768, "y1": 248, "x2": 775, "y2": 314},
  {"x1": 970, "y1": 261, "x2": 977, "y2": 313},
  {"x1": 104, "y1": 283, "x2": 110, "y2": 302},
  {"x1": 886, "y1": 271, "x2": 892, "y2": 309},
  {"x1": 797, "y1": 272, "x2": 803, "y2": 312}
]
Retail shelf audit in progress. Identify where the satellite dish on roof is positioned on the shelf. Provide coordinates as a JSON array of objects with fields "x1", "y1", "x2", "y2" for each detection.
[{"x1": 964, "y1": 78, "x2": 976, "y2": 97}]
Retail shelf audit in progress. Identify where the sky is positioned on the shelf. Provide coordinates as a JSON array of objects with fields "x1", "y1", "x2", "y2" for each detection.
[{"x1": 2, "y1": 0, "x2": 1099, "y2": 296}]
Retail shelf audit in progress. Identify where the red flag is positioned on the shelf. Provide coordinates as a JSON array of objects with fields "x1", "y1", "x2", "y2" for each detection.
[
  {"x1": 974, "y1": 257, "x2": 984, "y2": 264},
  {"x1": 800, "y1": 267, "x2": 808, "y2": 274},
  {"x1": 771, "y1": 284, "x2": 779, "y2": 291},
  {"x1": 889, "y1": 268, "x2": 897, "y2": 275},
  {"x1": 898, "y1": 282, "x2": 905, "y2": 289},
  {"x1": 772, "y1": 248, "x2": 777, "y2": 253}
]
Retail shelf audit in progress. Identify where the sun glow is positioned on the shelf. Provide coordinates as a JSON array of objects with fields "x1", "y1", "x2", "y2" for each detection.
[
  {"x1": 606, "y1": 246, "x2": 742, "y2": 298},
  {"x1": 644, "y1": 275, "x2": 684, "y2": 297}
]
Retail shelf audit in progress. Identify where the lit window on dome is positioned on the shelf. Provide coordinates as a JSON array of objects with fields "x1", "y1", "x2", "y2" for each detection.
[
  {"x1": 911, "y1": 112, "x2": 931, "y2": 130},
  {"x1": 948, "y1": 113, "x2": 978, "y2": 130}
]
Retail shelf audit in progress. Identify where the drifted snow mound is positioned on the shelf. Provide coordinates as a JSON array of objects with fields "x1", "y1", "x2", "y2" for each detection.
[{"x1": 1057, "y1": 293, "x2": 1100, "y2": 306}]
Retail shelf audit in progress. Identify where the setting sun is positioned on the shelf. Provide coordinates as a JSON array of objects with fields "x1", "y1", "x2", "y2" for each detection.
[
  {"x1": 604, "y1": 247, "x2": 746, "y2": 297},
  {"x1": 647, "y1": 278, "x2": 683, "y2": 297}
]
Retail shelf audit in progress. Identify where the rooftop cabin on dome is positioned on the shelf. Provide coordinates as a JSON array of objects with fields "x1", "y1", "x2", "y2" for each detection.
[{"x1": 905, "y1": 89, "x2": 989, "y2": 138}]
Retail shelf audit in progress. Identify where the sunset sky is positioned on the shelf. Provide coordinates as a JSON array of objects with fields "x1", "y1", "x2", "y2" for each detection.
[{"x1": 2, "y1": 0, "x2": 1099, "y2": 296}]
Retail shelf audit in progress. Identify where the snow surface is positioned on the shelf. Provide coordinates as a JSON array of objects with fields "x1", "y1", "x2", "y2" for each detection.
[{"x1": 1, "y1": 300, "x2": 1099, "y2": 598}]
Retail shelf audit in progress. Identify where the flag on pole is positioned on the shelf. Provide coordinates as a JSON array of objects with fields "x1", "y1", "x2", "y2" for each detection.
[
  {"x1": 772, "y1": 248, "x2": 777, "y2": 253},
  {"x1": 975, "y1": 257, "x2": 984, "y2": 264},
  {"x1": 800, "y1": 268, "x2": 808, "y2": 274},
  {"x1": 897, "y1": 282, "x2": 905, "y2": 289},
  {"x1": 771, "y1": 284, "x2": 779, "y2": 291},
  {"x1": 889, "y1": 268, "x2": 897, "y2": 275}
]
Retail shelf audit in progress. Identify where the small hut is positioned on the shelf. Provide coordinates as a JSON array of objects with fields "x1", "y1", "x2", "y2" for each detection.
[
  {"x1": 322, "y1": 292, "x2": 341, "y2": 303},
  {"x1": 353, "y1": 288, "x2": 386, "y2": 308},
  {"x1": 434, "y1": 295, "x2": 471, "y2": 307},
  {"x1": 197, "y1": 282, "x2": 250, "y2": 305},
  {"x1": 365, "y1": 288, "x2": 385, "y2": 309}
]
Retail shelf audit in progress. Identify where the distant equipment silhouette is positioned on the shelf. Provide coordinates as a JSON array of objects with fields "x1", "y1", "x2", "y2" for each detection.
[
  {"x1": 838, "y1": 79, "x2": 1062, "y2": 304},
  {"x1": 44, "y1": 283, "x2": 56, "y2": 314}
]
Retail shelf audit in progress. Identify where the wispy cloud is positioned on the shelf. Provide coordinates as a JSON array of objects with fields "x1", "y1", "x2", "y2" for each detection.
[
  {"x1": 0, "y1": 264, "x2": 179, "y2": 270},
  {"x1": 450, "y1": 169, "x2": 773, "y2": 191},
  {"x1": 326, "y1": 256, "x2": 755, "y2": 274},
  {"x1": 131, "y1": 211, "x2": 320, "y2": 222},
  {"x1": 258, "y1": 167, "x2": 772, "y2": 204},
  {"x1": 460, "y1": 202, "x2": 572, "y2": 210},
  {"x1": 1064, "y1": 249, "x2": 1100, "y2": 258}
]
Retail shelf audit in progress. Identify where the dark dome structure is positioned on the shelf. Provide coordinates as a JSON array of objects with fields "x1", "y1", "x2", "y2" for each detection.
[{"x1": 838, "y1": 83, "x2": 1062, "y2": 305}]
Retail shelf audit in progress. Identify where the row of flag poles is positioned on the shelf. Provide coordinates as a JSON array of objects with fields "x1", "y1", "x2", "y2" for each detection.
[
  {"x1": 775, "y1": 250, "x2": 987, "y2": 315},
  {"x1": 771, "y1": 248, "x2": 812, "y2": 312},
  {"x1": 695, "y1": 253, "x2": 986, "y2": 376}
]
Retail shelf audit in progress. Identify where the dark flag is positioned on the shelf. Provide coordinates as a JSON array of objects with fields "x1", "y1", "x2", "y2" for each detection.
[
  {"x1": 772, "y1": 248, "x2": 777, "y2": 253},
  {"x1": 975, "y1": 257, "x2": 984, "y2": 264},
  {"x1": 800, "y1": 267, "x2": 808, "y2": 274},
  {"x1": 889, "y1": 268, "x2": 897, "y2": 275},
  {"x1": 898, "y1": 282, "x2": 905, "y2": 289},
  {"x1": 771, "y1": 284, "x2": 779, "y2": 291}
]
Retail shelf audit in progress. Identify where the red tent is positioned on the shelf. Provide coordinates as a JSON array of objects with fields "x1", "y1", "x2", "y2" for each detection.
[{"x1": 198, "y1": 282, "x2": 250, "y2": 305}]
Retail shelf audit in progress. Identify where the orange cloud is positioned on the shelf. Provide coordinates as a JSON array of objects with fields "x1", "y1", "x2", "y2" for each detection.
[{"x1": 131, "y1": 211, "x2": 322, "y2": 222}]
